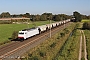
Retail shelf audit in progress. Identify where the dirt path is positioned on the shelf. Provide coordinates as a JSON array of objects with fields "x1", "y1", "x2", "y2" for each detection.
[
  {"x1": 82, "y1": 30, "x2": 87, "y2": 60},
  {"x1": 79, "y1": 30, "x2": 82, "y2": 60},
  {"x1": 79, "y1": 30, "x2": 88, "y2": 60}
]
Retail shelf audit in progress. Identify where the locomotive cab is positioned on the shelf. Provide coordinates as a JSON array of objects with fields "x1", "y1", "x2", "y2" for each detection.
[{"x1": 18, "y1": 31, "x2": 27, "y2": 40}]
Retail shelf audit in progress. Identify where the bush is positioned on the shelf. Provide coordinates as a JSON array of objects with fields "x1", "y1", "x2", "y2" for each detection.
[
  {"x1": 50, "y1": 42, "x2": 56, "y2": 48},
  {"x1": 64, "y1": 28, "x2": 70, "y2": 34},
  {"x1": 28, "y1": 53, "x2": 32, "y2": 57},
  {"x1": 29, "y1": 56, "x2": 39, "y2": 60},
  {"x1": 0, "y1": 43, "x2": 3, "y2": 45},
  {"x1": 39, "y1": 51, "x2": 46, "y2": 57},
  {"x1": 83, "y1": 22, "x2": 90, "y2": 30},
  {"x1": 0, "y1": 40, "x2": 11, "y2": 46},
  {"x1": 60, "y1": 33, "x2": 65, "y2": 37},
  {"x1": 0, "y1": 21, "x2": 12, "y2": 24},
  {"x1": 12, "y1": 31, "x2": 18, "y2": 40},
  {"x1": 57, "y1": 36, "x2": 60, "y2": 39}
]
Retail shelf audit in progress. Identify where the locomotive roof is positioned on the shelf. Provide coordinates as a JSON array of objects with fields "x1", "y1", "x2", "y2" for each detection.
[{"x1": 22, "y1": 27, "x2": 37, "y2": 31}]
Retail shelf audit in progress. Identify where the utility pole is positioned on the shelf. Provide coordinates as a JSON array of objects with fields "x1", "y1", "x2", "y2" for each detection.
[
  {"x1": 50, "y1": 19, "x2": 51, "y2": 38},
  {"x1": 64, "y1": 20, "x2": 65, "y2": 28},
  {"x1": 27, "y1": 19, "x2": 29, "y2": 28}
]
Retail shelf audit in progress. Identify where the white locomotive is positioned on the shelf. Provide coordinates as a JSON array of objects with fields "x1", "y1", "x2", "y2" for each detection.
[
  {"x1": 18, "y1": 27, "x2": 39, "y2": 40},
  {"x1": 18, "y1": 19, "x2": 70, "y2": 40}
]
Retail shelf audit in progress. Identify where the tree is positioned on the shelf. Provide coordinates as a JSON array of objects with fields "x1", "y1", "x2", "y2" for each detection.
[
  {"x1": 35, "y1": 14, "x2": 40, "y2": 21},
  {"x1": 23, "y1": 13, "x2": 30, "y2": 18},
  {"x1": 81, "y1": 14, "x2": 88, "y2": 19},
  {"x1": 46, "y1": 13, "x2": 53, "y2": 20},
  {"x1": 52, "y1": 14, "x2": 71, "y2": 21},
  {"x1": 73, "y1": 11, "x2": 82, "y2": 22},
  {"x1": 88, "y1": 15, "x2": 90, "y2": 19},
  {"x1": 41, "y1": 13, "x2": 53, "y2": 20},
  {"x1": 59, "y1": 14, "x2": 66, "y2": 20},
  {"x1": 53, "y1": 15, "x2": 61, "y2": 21},
  {"x1": 0, "y1": 15, "x2": 1, "y2": 18},
  {"x1": 12, "y1": 31, "x2": 18, "y2": 40},
  {"x1": 40, "y1": 15, "x2": 47, "y2": 21},
  {"x1": 1, "y1": 12, "x2": 11, "y2": 18},
  {"x1": 19, "y1": 14, "x2": 24, "y2": 18},
  {"x1": 30, "y1": 15, "x2": 36, "y2": 21},
  {"x1": 11, "y1": 14, "x2": 21, "y2": 18}
]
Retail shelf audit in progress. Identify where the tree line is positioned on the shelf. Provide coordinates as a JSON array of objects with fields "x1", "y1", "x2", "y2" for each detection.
[
  {"x1": 0, "y1": 11, "x2": 90, "y2": 22},
  {"x1": 73, "y1": 11, "x2": 90, "y2": 22},
  {"x1": 0, "y1": 12, "x2": 72, "y2": 21}
]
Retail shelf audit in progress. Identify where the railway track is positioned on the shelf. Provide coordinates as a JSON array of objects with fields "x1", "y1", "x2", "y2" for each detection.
[{"x1": 0, "y1": 22, "x2": 71, "y2": 60}]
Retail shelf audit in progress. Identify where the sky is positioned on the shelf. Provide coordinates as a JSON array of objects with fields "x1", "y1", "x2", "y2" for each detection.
[{"x1": 0, "y1": 0, "x2": 90, "y2": 15}]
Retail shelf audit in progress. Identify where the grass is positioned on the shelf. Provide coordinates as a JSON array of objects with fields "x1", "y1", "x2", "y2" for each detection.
[
  {"x1": 84, "y1": 30, "x2": 90, "y2": 60},
  {"x1": 21, "y1": 22, "x2": 76, "y2": 60},
  {"x1": 54, "y1": 23, "x2": 81, "y2": 60},
  {"x1": 81, "y1": 19, "x2": 90, "y2": 22},
  {"x1": 0, "y1": 20, "x2": 55, "y2": 43}
]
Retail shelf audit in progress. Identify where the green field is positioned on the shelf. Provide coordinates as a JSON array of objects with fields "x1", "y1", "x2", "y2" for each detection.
[
  {"x1": 81, "y1": 19, "x2": 90, "y2": 22},
  {"x1": 0, "y1": 21, "x2": 55, "y2": 43}
]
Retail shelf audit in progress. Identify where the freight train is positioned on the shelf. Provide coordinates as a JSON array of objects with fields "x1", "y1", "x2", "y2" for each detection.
[{"x1": 18, "y1": 19, "x2": 70, "y2": 40}]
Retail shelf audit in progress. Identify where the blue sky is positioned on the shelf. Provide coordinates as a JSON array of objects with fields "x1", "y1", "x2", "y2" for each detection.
[{"x1": 0, "y1": 0, "x2": 90, "y2": 15}]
